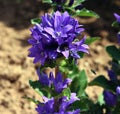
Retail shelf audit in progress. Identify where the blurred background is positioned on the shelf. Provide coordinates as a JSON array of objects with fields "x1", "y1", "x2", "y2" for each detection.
[{"x1": 0, "y1": 0, "x2": 120, "y2": 114}]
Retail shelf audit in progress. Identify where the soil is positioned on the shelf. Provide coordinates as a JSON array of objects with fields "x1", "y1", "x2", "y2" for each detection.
[{"x1": 0, "y1": 0, "x2": 119, "y2": 114}]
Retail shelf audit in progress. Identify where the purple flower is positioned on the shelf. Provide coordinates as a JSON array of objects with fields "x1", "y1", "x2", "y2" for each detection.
[
  {"x1": 36, "y1": 97, "x2": 54, "y2": 114},
  {"x1": 114, "y1": 13, "x2": 120, "y2": 23},
  {"x1": 116, "y1": 86, "x2": 120, "y2": 96},
  {"x1": 107, "y1": 70, "x2": 117, "y2": 81},
  {"x1": 37, "y1": 70, "x2": 72, "y2": 93},
  {"x1": 28, "y1": 11, "x2": 88, "y2": 65},
  {"x1": 117, "y1": 32, "x2": 120, "y2": 43},
  {"x1": 103, "y1": 90, "x2": 117, "y2": 106},
  {"x1": 53, "y1": 72, "x2": 72, "y2": 93},
  {"x1": 37, "y1": 69, "x2": 54, "y2": 87},
  {"x1": 36, "y1": 93, "x2": 80, "y2": 114}
]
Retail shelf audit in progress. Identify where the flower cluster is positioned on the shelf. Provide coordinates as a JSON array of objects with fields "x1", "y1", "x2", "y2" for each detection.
[
  {"x1": 28, "y1": 11, "x2": 88, "y2": 65},
  {"x1": 114, "y1": 13, "x2": 120, "y2": 43},
  {"x1": 103, "y1": 86, "x2": 120, "y2": 106},
  {"x1": 103, "y1": 70, "x2": 120, "y2": 106},
  {"x1": 37, "y1": 69, "x2": 72, "y2": 93},
  {"x1": 36, "y1": 93, "x2": 80, "y2": 114}
]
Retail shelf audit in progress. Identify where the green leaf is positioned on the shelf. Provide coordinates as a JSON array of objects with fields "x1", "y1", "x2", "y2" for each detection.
[
  {"x1": 71, "y1": 98, "x2": 89, "y2": 112},
  {"x1": 75, "y1": 8, "x2": 99, "y2": 18},
  {"x1": 22, "y1": 96, "x2": 39, "y2": 104},
  {"x1": 29, "y1": 80, "x2": 51, "y2": 97},
  {"x1": 89, "y1": 75, "x2": 116, "y2": 91},
  {"x1": 112, "y1": 102, "x2": 120, "y2": 114},
  {"x1": 97, "y1": 93, "x2": 105, "y2": 106},
  {"x1": 70, "y1": 70, "x2": 88, "y2": 97},
  {"x1": 85, "y1": 37, "x2": 100, "y2": 45},
  {"x1": 31, "y1": 18, "x2": 41, "y2": 25},
  {"x1": 42, "y1": 0, "x2": 52, "y2": 3},
  {"x1": 106, "y1": 45, "x2": 120, "y2": 61},
  {"x1": 112, "y1": 21, "x2": 120, "y2": 28},
  {"x1": 62, "y1": 88, "x2": 71, "y2": 99},
  {"x1": 73, "y1": 0, "x2": 85, "y2": 6}
]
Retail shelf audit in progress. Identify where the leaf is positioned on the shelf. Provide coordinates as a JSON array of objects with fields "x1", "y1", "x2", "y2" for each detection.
[
  {"x1": 75, "y1": 8, "x2": 99, "y2": 17},
  {"x1": 31, "y1": 18, "x2": 41, "y2": 25},
  {"x1": 112, "y1": 102, "x2": 120, "y2": 114},
  {"x1": 71, "y1": 98, "x2": 89, "y2": 112},
  {"x1": 106, "y1": 45, "x2": 120, "y2": 61},
  {"x1": 70, "y1": 70, "x2": 88, "y2": 97},
  {"x1": 62, "y1": 88, "x2": 71, "y2": 99},
  {"x1": 42, "y1": 0, "x2": 52, "y2": 3},
  {"x1": 112, "y1": 21, "x2": 120, "y2": 28},
  {"x1": 73, "y1": 0, "x2": 86, "y2": 6},
  {"x1": 97, "y1": 93, "x2": 105, "y2": 106},
  {"x1": 23, "y1": 96, "x2": 39, "y2": 104},
  {"x1": 89, "y1": 75, "x2": 116, "y2": 91},
  {"x1": 85, "y1": 37, "x2": 100, "y2": 45},
  {"x1": 29, "y1": 80, "x2": 51, "y2": 97}
]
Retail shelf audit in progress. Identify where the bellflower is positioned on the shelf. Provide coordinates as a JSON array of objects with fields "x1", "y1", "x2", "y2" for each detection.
[
  {"x1": 103, "y1": 90, "x2": 117, "y2": 106},
  {"x1": 107, "y1": 70, "x2": 117, "y2": 81},
  {"x1": 36, "y1": 93, "x2": 80, "y2": 114},
  {"x1": 37, "y1": 69, "x2": 54, "y2": 87},
  {"x1": 117, "y1": 32, "x2": 120, "y2": 43},
  {"x1": 53, "y1": 72, "x2": 72, "y2": 93},
  {"x1": 114, "y1": 13, "x2": 120, "y2": 23},
  {"x1": 116, "y1": 86, "x2": 120, "y2": 96},
  {"x1": 37, "y1": 70, "x2": 72, "y2": 93},
  {"x1": 28, "y1": 11, "x2": 88, "y2": 65}
]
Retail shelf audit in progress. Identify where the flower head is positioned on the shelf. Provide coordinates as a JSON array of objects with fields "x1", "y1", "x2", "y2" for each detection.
[
  {"x1": 36, "y1": 93, "x2": 80, "y2": 114},
  {"x1": 53, "y1": 72, "x2": 72, "y2": 93},
  {"x1": 37, "y1": 70, "x2": 72, "y2": 93},
  {"x1": 103, "y1": 90, "x2": 117, "y2": 106},
  {"x1": 116, "y1": 86, "x2": 120, "y2": 96},
  {"x1": 37, "y1": 69, "x2": 54, "y2": 87},
  {"x1": 114, "y1": 13, "x2": 120, "y2": 23},
  {"x1": 117, "y1": 32, "x2": 120, "y2": 44},
  {"x1": 28, "y1": 11, "x2": 88, "y2": 65},
  {"x1": 107, "y1": 70, "x2": 117, "y2": 81}
]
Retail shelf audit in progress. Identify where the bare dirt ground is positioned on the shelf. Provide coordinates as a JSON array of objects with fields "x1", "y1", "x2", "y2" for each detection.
[{"x1": 0, "y1": 0, "x2": 119, "y2": 114}]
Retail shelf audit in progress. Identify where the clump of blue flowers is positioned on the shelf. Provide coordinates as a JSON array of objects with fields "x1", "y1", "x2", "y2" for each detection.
[
  {"x1": 36, "y1": 93, "x2": 80, "y2": 114},
  {"x1": 37, "y1": 70, "x2": 72, "y2": 93},
  {"x1": 26, "y1": 0, "x2": 120, "y2": 114},
  {"x1": 28, "y1": 11, "x2": 88, "y2": 65},
  {"x1": 28, "y1": 9, "x2": 89, "y2": 114}
]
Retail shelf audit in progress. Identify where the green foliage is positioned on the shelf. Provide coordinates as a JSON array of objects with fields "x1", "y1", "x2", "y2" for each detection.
[
  {"x1": 74, "y1": 8, "x2": 99, "y2": 18},
  {"x1": 62, "y1": 88, "x2": 71, "y2": 99},
  {"x1": 82, "y1": 103, "x2": 103, "y2": 114},
  {"x1": 89, "y1": 75, "x2": 116, "y2": 92},
  {"x1": 106, "y1": 45, "x2": 120, "y2": 61},
  {"x1": 97, "y1": 93, "x2": 105, "y2": 106},
  {"x1": 112, "y1": 102, "x2": 120, "y2": 114},
  {"x1": 23, "y1": 96, "x2": 39, "y2": 104},
  {"x1": 85, "y1": 37, "x2": 100, "y2": 45},
  {"x1": 59, "y1": 59, "x2": 79, "y2": 79},
  {"x1": 29, "y1": 80, "x2": 51, "y2": 97},
  {"x1": 71, "y1": 96, "x2": 89, "y2": 112},
  {"x1": 70, "y1": 70, "x2": 88, "y2": 97},
  {"x1": 42, "y1": 0, "x2": 52, "y2": 4},
  {"x1": 73, "y1": 0, "x2": 85, "y2": 5},
  {"x1": 31, "y1": 18, "x2": 41, "y2": 25},
  {"x1": 112, "y1": 21, "x2": 120, "y2": 28}
]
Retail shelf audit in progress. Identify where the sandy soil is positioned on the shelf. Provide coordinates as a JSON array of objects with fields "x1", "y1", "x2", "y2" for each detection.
[{"x1": 0, "y1": 0, "x2": 119, "y2": 114}]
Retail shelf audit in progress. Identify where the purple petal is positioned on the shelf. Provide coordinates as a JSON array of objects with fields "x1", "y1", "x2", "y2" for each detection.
[
  {"x1": 62, "y1": 50, "x2": 69, "y2": 58},
  {"x1": 116, "y1": 86, "x2": 120, "y2": 95}
]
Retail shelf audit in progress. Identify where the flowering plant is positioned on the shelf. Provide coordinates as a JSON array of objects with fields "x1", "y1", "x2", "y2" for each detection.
[{"x1": 25, "y1": 0, "x2": 120, "y2": 114}]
